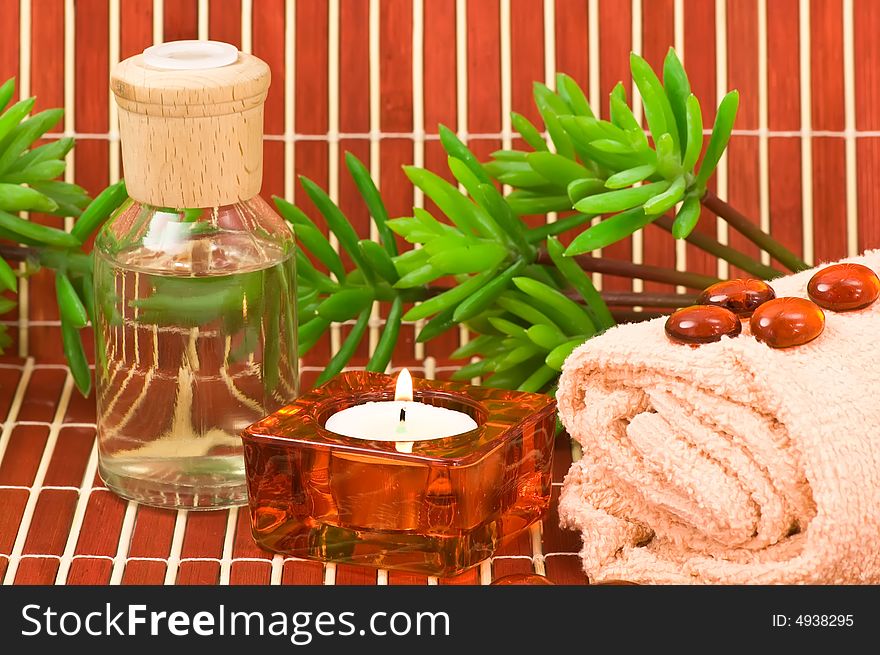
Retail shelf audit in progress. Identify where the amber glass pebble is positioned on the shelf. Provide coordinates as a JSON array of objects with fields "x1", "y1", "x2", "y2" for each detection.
[
  {"x1": 749, "y1": 297, "x2": 825, "y2": 348},
  {"x1": 697, "y1": 278, "x2": 776, "y2": 318},
  {"x1": 807, "y1": 263, "x2": 880, "y2": 312},
  {"x1": 491, "y1": 574, "x2": 555, "y2": 586},
  {"x1": 665, "y1": 305, "x2": 742, "y2": 345}
]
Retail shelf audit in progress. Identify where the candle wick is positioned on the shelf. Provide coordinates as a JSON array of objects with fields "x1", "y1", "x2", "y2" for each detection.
[{"x1": 399, "y1": 408, "x2": 406, "y2": 423}]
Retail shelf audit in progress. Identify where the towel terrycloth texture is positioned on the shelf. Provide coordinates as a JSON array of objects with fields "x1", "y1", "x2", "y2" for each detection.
[{"x1": 557, "y1": 250, "x2": 880, "y2": 584}]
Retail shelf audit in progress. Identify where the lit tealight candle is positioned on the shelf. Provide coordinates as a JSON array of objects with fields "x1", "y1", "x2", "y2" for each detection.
[{"x1": 323, "y1": 369, "x2": 478, "y2": 453}]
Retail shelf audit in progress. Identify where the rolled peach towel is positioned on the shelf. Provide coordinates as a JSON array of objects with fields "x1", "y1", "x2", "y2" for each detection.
[{"x1": 557, "y1": 250, "x2": 880, "y2": 584}]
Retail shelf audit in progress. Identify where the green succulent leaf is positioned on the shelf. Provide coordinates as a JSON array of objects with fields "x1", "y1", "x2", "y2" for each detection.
[
  {"x1": 298, "y1": 317, "x2": 331, "y2": 356},
  {"x1": 359, "y1": 239, "x2": 399, "y2": 284},
  {"x1": 630, "y1": 52, "x2": 680, "y2": 155},
  {"x1": 498, "y1": 342, "x2": 543, "y2": 369},
  {"x1": 609, "y1": 83, "x2": 642, "y2": 134},
  {"x1": 643, "y1": 175, "x2": 686, "y2": 216},
  {"x1": 566, "y1": 206, "x2": 657, "y2": 254},
  {"x1": 393, "y1": 263, "x2": 438, "y2": 289},
  {"x1": 61, "y1": 316, "x2": 91, "y2": 395},
  {"x1": 55, "y1": 271, "x2": 88, "y2": 329},
  {"x1": 8, "y1": 136, "x2": 74, "y2": 173},
  {"x1": 0, "y1": 78, "x2": 15, "y2": 111},
  {"x1": 344, "y1": 152, "x2": 398, "y2": 256},
  {"x1": 511, "y1": 112, "x2": 548, "y2": 152},
  {"x1": 671, "y1": 193, "x2": 703, "y2": 239},
  {"x1": 0, "y1": 255, "x2": 16, "y2": 292},
  {"x1": 0, "y1": 97, "x2": 36, "y2": 145},
  {"x1": 512, "y1": 276, "x2": 596, "y2": 337},
  {"x1": 605, "y1": 164, "x2": 656, "y2": 190},
  {"x1": 450, "y1": 334, "x2": 503, "y2": 360},
  {"x1": 533, "y1": 83, "x2": 576, "y2": 158},
  {"x1": 655, "y1": 133, "x2": 680, "y2": 177},
  {"x1": 527, "y1": 323, "x2": 568, "y2": 350},
  {"x1": 30, "y1": 180, "x2": 89, "y2": 217},
  {"x1": 450, "y1": 356, "x2": 501, "y2": 382},
  {"x1": 488, "y1": 166, "x2": 555, "y2": 190},
  {"x1": 317, "y1": 288, "x2": 374, "y2": 322},
  {"x1": 496, "y1": 292, "x2": 560, "y2": 329},
  {"x1": 0, "y1": 183, "x2": 57, "y2": 212},
  {"x1": 428, "y1": 241, "x2": 508, "y2": 275},
  {"x1": 567, "y1": 178, "x2": 606, "y2": 204},
  {"x1": 0, "y1": 209, "x2": 79, "y2": 247},
  {"x1": 453, "y1": 259, "x2": 527, "y2": 323},
  {"x1": 518, "y1": 364, "x2": 558, "y2": 393},
  {"x1": 315, "y1": 307, "x2": 372, "y2": 386},
  {"x1": 559, "y1": 116, "x2": 641, "y2": 171},
  {"x1": 403, "y1": 269, "x2": 495, "y2": 322},
  {"x1": 416, "y1": 305, "x2": 458, "y2": 342},
  {"x1": 682, "y1": 94, "x2": 704, "y2": 172},
  {"x1": 0, "y1": 108, "x2": 64, "y2": 175},
  {"x1": 547, "y1": 236, "x2": 615, "y2": 330},
  {"x1": 1, "y1": 159, "x2": 65, "y2": 184},
  {"x1": 366, "y1": 296, "x2": 403, "y2": 373},
  {"x1": 662, "y1": 48, "x2": 692, "y2": 154},
  {"x1": 438, "y1": 124, "x2": 491, "y2": 184},
  {"x1": 555, "y1": 73, "x2": 594, "y2": 118},
  {"x1": 488, "y1": 318, "x2": 530, "y2": 342},
  {"x1": 507, "y1": 190, "x2": 575, "y2": 216},
  {"x1": 472, "y1": 182, "x2": 532, "y2": 255},
  {"x1": 404, "y1": 165, "x2": 496, "y2": 237},
  {"x1": 533, "y1": 81, "x2": 572, "y2": 117},
  {"x1": 491, "y1": 149, "x2": 528, "y2": 162},
  {"x1": 300, "y1": 175, "x2": 373, "y2": 279},
  {"x1": 573, "y1": 180, "x2": 671, "y2": 214},
  {"x1": 70, "y1": 179, "x2": 128, "y2": 243},
  {"x1": 546, "y1": 338, "x2": 585, "y2": 371},
  {"x1": 485, "y1": 356, "x2": 546, "y2": 390},
  {"x1": 695, "y1": 89, "x2": 739, "y2": 189},
  {"x1": 294, "y1": 221, "x2": 347, "y2": 281},
  {"x1": 527, "y1": 151, "x2": 594, "y2": 186},
  {"x1": 392, "y1": 244, "x2": 431, "y2": 276}
]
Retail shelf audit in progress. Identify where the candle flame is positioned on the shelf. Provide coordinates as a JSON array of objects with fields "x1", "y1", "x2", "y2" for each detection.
[{"x1": 394, "y1": 368, "x2": 414, "y2": 402}]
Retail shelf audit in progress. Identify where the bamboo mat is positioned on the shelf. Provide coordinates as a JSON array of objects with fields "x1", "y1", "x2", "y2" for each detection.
[
  {"x1": 3, "y1": 0, "x2": 879, "y2": 587},
  {"x1": 0, "y1": 356, "x2": 586, "y2": 586}
]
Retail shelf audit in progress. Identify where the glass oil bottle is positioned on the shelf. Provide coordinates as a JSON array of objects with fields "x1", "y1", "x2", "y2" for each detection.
[{"x1": 95, "y1": 41, "x2": 298, "y2": 508}]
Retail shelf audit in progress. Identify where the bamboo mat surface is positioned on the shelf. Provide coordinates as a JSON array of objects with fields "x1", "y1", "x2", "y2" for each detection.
[
  {"x1": 0, "y1": 356, "x2": 586, "y2": 586},
  {"x1": 5, "y1": 0, "x2": 878, "y2": 587}
]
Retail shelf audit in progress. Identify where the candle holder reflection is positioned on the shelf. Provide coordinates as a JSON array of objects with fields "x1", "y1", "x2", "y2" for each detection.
[{"x1": 240, "y1": 371, "x2": 557, "y2": 576}]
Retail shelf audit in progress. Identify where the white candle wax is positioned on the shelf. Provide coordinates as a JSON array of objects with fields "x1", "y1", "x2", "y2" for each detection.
[
  {"x1": 324, "y1": 369, "x2": 477, "y2": 453},
  {"x1": 324, "y1": 400, "x2": 478, "y2": 443}
]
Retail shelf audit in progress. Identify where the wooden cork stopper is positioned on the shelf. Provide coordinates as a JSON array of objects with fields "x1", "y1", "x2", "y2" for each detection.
[{"x1": 111, "y1": 42, "x2": 271, "y2": 208}]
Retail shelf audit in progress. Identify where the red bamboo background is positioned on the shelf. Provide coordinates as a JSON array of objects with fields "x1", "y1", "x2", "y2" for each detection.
[{"x1": 0, "y1": 0, "x2": 879, "y2": 585}]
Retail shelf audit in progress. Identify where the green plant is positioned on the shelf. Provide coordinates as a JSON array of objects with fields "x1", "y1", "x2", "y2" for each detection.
[
  {"x1": 1, "y1": 49, "x2": 806, "y2": 397},
  {"x1": 0, "y1": 78, "x2": 128, "y2": 392},
  {"x1": 486, "y1": 50, "x2": 807, "y2": 275},
  {"x1": 281, "y1": 48, "x2": 803, "y2": 393}
]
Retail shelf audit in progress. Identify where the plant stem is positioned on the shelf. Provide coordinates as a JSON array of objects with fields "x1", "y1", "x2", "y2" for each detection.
[
  {"x1": 536, "y1": 248, "x2": 722, "y2": 290},
  {"x1": 0, "y1": 243, "x2": 37, "y2": 262},
  {"x1": 653, "y1": 215, "x2": 784, "y2": 280},
  {"x1": 701, "y1": 190, "x2": 810, "y2": 273},
  {"x1": 36, "y1": 249, "x2": 93, "y2": 275},
  {"x1": 1, "y1": 243, "x2": 93, "y2": 276},
  {"x1": 568, "y1": 290, "x2": 698, "y2": 308},
  {"x1": 423, "y1": 284, "x2": 694, "y2": 308}
]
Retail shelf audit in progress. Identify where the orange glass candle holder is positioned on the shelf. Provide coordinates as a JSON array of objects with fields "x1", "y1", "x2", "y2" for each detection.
[{"x1": 240, "y1": 371, "x2": 557, "y2": 576}]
